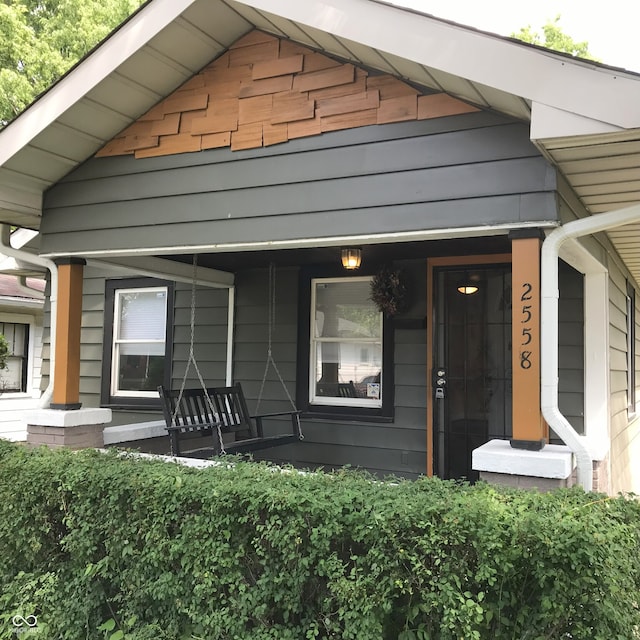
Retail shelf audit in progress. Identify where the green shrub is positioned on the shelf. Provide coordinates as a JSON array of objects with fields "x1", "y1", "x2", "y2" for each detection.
[{"x1": 0, "y1": 439, "x2": 638, "y2": 640}]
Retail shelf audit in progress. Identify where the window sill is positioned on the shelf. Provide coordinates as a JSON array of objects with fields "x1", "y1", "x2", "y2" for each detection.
[
  {"x1": 101, "y1": 401, "x2": 161, "y2": 412},
  {"x1": 301, "y1": 411, "x2": 393, "y2": 424}
]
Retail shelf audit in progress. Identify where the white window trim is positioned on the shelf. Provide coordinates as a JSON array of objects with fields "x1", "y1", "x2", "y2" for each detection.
[
  {"x1": 309, "y1": 276, "x2": 382, "y2": 409},
  {"x1": 559, "y1": 245, "x2": 611, "y2": 460},
  {"x1": 110, "y1": 285, "x2": 168, "y2": 398}
]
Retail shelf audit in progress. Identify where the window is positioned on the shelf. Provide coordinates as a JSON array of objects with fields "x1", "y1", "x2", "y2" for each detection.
[
  {"x1": 627, "y1": 280, "x2": 636, "y2": 415},
  {"x1": 102, "y1": 278, "x2": 173, "y2": 408},
  {"x1": 0, "y1": 321, "x2": 29, "y2": 392},
  {"x1": 297, "y1": 271, "x2": 393, "y2": 419}
]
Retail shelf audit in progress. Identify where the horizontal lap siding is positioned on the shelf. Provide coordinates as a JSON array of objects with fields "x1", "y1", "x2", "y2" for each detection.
[
  {"x1": 171, "y1": 284, "x2": 229, "y2": 389},
  {"x1": 609, "y1": 260, "x2": 640, "y2": 493},
  {"x1": 230, "y1": 268, "x2": 299, "y2": 456},
  {"x1": 41, "y1": 116, "x2": 557, "y2": 256},
  {"x1": 556, "y1": 261, "x2": 585, "y2": 436},
  {"x1": 78, "y1": 269, "x2": 107, "y2": 408}
]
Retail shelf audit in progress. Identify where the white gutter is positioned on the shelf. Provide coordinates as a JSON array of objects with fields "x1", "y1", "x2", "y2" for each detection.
[
  {"x1": 541, "y1": 203, "x2": 640, "y2": 491},
  {"x1": 16, "y1": 276, "x2": 45, "y2": 300},
  {"x1": 0, "y1": 226, "x2": 57, "y2": 408}
]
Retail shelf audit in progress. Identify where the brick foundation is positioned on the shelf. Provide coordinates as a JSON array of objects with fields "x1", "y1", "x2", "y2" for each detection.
[
  {"x1": 27, "y1": 423, "x2": 105, "y2": 449},
  {"x1": 592, "y1": 455, "x2": 611, "y2": 494},
  {"x1": 480, "y1": 471, "x2": 575, "y2": 491},
  {"x1": 24, "y1": 408, "x2": 112, "y2": 451}
]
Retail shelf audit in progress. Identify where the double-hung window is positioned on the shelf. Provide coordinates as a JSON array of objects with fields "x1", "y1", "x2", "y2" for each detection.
[
  {"x1": 309, "y1": 276, "x2": 383, "y2": 409},
  {"x1": 102, "y1": 278, "x2": 173, "y2": 407},
  {"x1": 0, "y1": 321, "x2": 29, "y2": 392}
]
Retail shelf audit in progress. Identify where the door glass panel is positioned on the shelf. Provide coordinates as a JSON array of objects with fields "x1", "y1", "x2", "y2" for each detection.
[{"x1": 433, "y1": 265, "x2": 512, "y2": 481}]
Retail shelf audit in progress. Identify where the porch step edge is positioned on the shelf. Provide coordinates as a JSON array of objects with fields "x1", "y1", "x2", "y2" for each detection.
[{"x1": 472, "y1": 439, "x2": 574, "y2": 479}]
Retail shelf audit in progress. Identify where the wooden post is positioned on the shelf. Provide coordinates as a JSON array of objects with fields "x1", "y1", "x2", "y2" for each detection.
[
  {"x1": 51, "y1": 258, "x2": 85, "y2": 410},
  {"x1": 509, "y1": 230, "x2": 547, "y2": 450}
]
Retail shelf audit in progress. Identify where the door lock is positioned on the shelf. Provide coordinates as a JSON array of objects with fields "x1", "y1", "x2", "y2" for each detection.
[{"x1": 433, "y1": 368, "x2": 446, "y2": 400}]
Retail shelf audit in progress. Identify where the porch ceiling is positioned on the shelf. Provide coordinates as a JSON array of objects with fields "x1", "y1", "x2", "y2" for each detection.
[
  {"x1": 0, "y1": 0, "x2": 639, "y2": 281},
  {"x1": 165, "y1": 236, "x2": 513, "y2": 272}
]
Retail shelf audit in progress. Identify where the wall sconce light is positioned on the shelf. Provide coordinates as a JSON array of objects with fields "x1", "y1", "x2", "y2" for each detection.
[
  {"x1": 456, "y1": 274, "x2": 480, "y2": 295},
  {"x1": 341, "y1": 248, "x2": 362, "y2": 270}
]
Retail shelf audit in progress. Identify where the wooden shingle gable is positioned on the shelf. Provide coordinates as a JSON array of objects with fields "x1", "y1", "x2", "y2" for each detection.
[{"x1": 96, "y1": 30, "x2": 480, "y2": 159}]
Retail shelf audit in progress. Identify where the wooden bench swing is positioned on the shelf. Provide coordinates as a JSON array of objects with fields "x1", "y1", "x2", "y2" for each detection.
[{"x1": 158, "y1": 259, "x2": 303, "y2": 459}]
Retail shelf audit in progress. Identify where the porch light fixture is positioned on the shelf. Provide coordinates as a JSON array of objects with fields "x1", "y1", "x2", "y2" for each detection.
[
  {"x1": 341, "y1": 248, "x2": 362, "y2": 270},
  {"x1": 457, "y1": 283, "x2": 479, "y2": 295},
  {"x1": 456, "y1": 274, "x2": 480, "y2": 295}
]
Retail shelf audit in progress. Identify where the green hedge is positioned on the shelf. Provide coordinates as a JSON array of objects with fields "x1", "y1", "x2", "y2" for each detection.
[{"x1": 0, "y1": 440, "x2": 639, "y2": 640}]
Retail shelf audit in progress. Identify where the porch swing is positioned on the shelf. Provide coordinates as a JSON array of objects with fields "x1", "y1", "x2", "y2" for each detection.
[{"x1": 158, "y1": 258, "x2": 303, "y2": 458}]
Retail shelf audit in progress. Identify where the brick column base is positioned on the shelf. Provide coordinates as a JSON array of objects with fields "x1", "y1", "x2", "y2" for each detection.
[
  {"x1": 478, "y1": 471, "x2": 574, "y2": 491},
  {"x1": 25, "y1": 408, "x2": 112, "y2": 450}
]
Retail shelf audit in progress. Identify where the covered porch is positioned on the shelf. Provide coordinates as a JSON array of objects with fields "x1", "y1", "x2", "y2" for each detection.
[{"x1": 26, "y1": 230, "x2": 583, "y2": 484}]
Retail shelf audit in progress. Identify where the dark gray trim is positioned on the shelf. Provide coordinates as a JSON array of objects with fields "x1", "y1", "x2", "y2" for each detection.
[
  {"x1": 50, "y1": 402, "x2": 82, "y2": 410},
  {"x1": 296, "y1": 263, "x2": 395, "y2": 421},
  {"x1": 508, "y1": 228, "x2": 546, "y2": 240}
]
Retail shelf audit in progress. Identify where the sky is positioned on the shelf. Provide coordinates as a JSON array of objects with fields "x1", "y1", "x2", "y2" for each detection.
[{"x1": 392, "y1": 0, "x2": 640, "y2": 73}]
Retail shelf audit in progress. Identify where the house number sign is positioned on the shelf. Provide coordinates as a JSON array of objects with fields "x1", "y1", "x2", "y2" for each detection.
[
  {"x1": 510, "y1": 233, "x2": 545, "y2": 444},
  {"x1": 520, "y1": 282, "x2": 534, "y2": 370}
]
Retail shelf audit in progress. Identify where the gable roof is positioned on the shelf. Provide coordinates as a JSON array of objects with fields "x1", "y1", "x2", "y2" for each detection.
[{"x1": 1, "y1": 0, "x2": 639, "y2": 261}]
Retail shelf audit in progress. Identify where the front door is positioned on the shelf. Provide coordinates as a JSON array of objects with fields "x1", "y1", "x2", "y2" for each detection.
[{"x1": 431, "y1": 263, "x2": 512, "y2": 481}]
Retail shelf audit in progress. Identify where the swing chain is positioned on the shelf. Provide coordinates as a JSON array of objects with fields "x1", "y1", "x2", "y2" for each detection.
[
  {"x1": 256, "y1": 263, "x2": 298, "y2": 416},
  {"x1": 170, "y1": 254, "x2": 226, "y2": 455}
]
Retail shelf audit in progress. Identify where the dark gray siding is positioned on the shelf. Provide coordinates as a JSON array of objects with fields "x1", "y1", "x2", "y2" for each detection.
[
  {"x1": 172, "y1": 284, "x2": 230, "y2": 389},
  {"x1": 557, "y1": 260, "x2": 585, "y2": 435},
  {"x1": 42, "y1": 114, "x2": 558, "y2": 255}
]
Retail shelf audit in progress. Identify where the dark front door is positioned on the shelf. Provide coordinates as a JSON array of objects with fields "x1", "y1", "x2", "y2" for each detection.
[{"x1": 433, "y1": 264, "x2": 512, "y2": 481}]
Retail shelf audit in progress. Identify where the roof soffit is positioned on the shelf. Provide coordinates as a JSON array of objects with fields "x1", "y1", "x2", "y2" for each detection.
[
  {"x1": 0, "y1": 0, "x2": 203, "y2": 168},
  {"x1": 230, "y1": 0, "x2": 640, "y2": 129}
]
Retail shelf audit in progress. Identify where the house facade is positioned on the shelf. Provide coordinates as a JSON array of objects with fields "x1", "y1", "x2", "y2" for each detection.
[{"x1": 1, "y1": 0, "x2": 639, "y2": 494}]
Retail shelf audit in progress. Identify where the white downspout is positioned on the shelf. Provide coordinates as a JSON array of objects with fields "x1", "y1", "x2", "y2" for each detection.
[
  {"x1": 225, "y1": 286, "x2": 235, "y2": 385},
  {"x1": 16, "y1": 276, "x2": 45, "y2": 299},
  {"x1": 0, "y1": 226, "x2": 58, "y2": 408},
  {"x1": 541, "y1": 203, "x2": 640, "y2": 491}
]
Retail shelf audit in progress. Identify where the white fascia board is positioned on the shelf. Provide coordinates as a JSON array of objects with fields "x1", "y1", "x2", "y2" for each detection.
[
  {"x1": 232, "y1": 0, "x2": 640, "y2": 129},
  {"x1": 0, "y1": 0, "x2": 199, "y2": 167},
  {"x1": 530, "y1": 102, "x2": 623, "y2": 141},
  {"x1": 41, "y1": 221, "x2": 558, "y2": 260}
]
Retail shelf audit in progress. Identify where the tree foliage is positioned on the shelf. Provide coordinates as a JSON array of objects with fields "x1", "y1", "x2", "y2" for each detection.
[
  {"x1": 511, "y1": 15, "x2": 599, "y2": 61},
  {"x1": 0, "y1": 0, "x2": 146, "y2": 126},
  {"x1": 0, "y1": 334, "x2": 9, "y2": 370}
]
